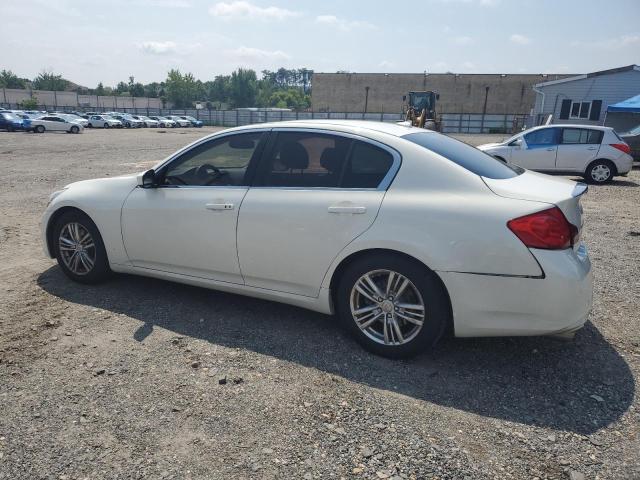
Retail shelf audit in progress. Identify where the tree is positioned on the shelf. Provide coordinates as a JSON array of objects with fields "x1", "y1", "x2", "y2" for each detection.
[
  {"x1": 32, "y1": 70, "x2": 69, "y2": 91},
  {"x1": 0, "y1": 70, "x2": 27, "y2": 89},
  {"x1": 229, "y1": 68, "x2": 257, "y2": 108},
  {"x1": 19, "y1": 97, "x2": 39, "y2": 109},
  {"x1": 165, "y1": 69, "x2": 199, "y2": 108},
  {"x1": 95, "y1": 82, "x2": 106, "y2": 96},
  {"x1": 268, "y1": 88, "x2": 310, "y2": 110}
]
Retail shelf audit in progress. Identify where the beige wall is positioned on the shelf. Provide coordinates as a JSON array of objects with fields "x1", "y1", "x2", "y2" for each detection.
[
  {"x1": 1, "y1": 88, "x2": 163, "y2": 109},
  {"x1": 311, "y1": 72, "x2": 574, "y2": 114}
]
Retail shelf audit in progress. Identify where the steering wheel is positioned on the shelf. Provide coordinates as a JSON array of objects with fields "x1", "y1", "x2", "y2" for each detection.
[{"x1": 195, "y1": 163, "x2": 225, "y2": 185}]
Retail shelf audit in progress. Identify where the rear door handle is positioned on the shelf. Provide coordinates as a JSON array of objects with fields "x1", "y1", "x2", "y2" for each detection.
[
  {"x1": 587, "y1": 146, "x2": 597, "y2": 150},
  {"x1": 206, "y1": 203, "x2": 234, "y2": 210},
  {"x1": 328, "y1": 205, "x2": 367, "y2": 214},
  {"x1": 546, "y1": 147, "x2": 556, "y2": 151}
]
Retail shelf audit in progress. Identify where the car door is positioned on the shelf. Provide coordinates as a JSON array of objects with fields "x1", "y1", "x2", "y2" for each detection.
[
  {"x1": 49, "y1": 116, "x2": 67, "y2": 131},
  {"x1": 556, "y1": 127, "x2": 602, "y2": 172},
  {"x1": 511, "y1": 127, "x2": 560, "y2": 171},
  {"x1": 120, "y1": 130, "x2": 267, "y2": 283},
  {"x1": 237, "y1": 129, "x2": 399, "y2": 297}
]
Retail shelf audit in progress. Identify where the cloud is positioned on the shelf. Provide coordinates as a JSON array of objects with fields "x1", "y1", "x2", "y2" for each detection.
[
  {"x1": 453, "y1": 36, "x2": 473, "y2": 45},
  {"x1": 227, "y1": 46, "x2": 291, "y2": 61},
  {"x1": 570, "y1": 34, "x2": 640, "y2": 49},
  {"x1": 378, "y1": 60, "x2": 395, "y2": 69},
  {"x1": 209, "y1": 1, "x2": 300, "y2": 20},
  {"x1": 134, "y1": 0, "x2": 191, "y2": 7},
  {"x1": 510, "y1": 34, "x2": 532, "y2": 45},
  {"x1": 315, "y1": 15, "x2": 376, "y2": 31},
  {"x1": 139, "y1": 41, "x2": 202, "y2": 55}
]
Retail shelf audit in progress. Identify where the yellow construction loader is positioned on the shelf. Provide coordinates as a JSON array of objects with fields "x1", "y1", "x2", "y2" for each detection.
[{"x1": 403, "y1": 91, "x2": 440, "y2": 131}]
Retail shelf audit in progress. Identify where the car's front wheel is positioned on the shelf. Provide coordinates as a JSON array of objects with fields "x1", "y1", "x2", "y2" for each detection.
[
  {"x1": 70, "y1": 125, "x2": 79, "y2": 134},
  {"x1": 585, "y1": 159, "x2": 615, "y2": 184},
  {"x1": 53, "y1": 210, "x2": 111, "y2": 284},
  {"x1": 35, "y1": 125, "x2": 45, "y2": 133},
  {"x1": 336, "y1": 253, "x2": 448, "y2": 358}
]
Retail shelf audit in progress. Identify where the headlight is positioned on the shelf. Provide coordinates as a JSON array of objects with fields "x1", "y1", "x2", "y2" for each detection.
[{"x1": 47, "y1": 187, "x2": 68, "y2": 206}]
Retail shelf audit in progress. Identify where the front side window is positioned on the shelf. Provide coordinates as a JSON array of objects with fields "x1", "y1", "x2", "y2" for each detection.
[
  {"x1": 561, "y1": 128, "x2": 603, "y2": 145},
  {"x1": 524, "y1": 128, "x2": 559, "y2": 146},
  {"x1": 162, "y1": 132, "x2": 264, "y2": 186}
]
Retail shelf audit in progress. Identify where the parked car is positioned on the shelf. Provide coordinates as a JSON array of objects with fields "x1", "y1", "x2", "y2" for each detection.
[
  {"x1": 180, "y1": 115, "x2": 203, "y2": 127},
  {"x1": 59, "y1": 113, "x2": 89, "y2": 127},
  {"x1": 29, "y1": 115, "x2": 84, "y2": 133},
  {"x1": 42, "y1": 120, "x2": 593, "y2": 358},
  {"x1": 87, "y1": 115, "x2": 123, "y2": 129},
  {"x1": 149, "y1": 116, "x2": 177, "y2": 128},
  {"x1": 0, "y1": 112, "x2": 25, "y2": 131},
  {"x1": 133, "y1": 115, "x2": 160, "y2": 128},
  {"x1": 165, "y1": 115, "x2": 191, "y2": 127},
  {"x1": 111, "y1": 114, "x2": 144, "y2": 128},
  {"x1": 477, "y1": 125, "x2": 633, "y2": 184},
  {"x1": 618, "y1": 125, "x2": 640, "y2": 162}
]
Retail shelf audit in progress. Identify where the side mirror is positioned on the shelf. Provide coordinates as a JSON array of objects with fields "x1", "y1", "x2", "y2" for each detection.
[{"x1": 138, "y1": 169, "x2": 157, "y2": 188}]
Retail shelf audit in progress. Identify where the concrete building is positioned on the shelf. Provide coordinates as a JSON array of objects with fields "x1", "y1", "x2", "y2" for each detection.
[
  {"x1": 532, "y1": 65, "x2": 640, "y2": 125},
  {"x1": 311, "y1": 72, "x2": 572, "y2": 114}
]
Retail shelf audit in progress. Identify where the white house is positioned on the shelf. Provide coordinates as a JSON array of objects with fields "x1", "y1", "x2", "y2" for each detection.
[{"x1": 532, "y1": 65, "x2": 640, "y2": 125}]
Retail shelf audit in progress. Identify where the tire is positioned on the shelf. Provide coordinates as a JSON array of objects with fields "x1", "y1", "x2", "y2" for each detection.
[
  {"x1": 70, "y1": 125, "x2": 79, "y2": 134},
  {"x1": 7, "y1": 125, "x2": 14, "y2": 132},
  {"x1": 88, "y1": 123, "x2": 93, "y2": 128},
  {"x1": 585, "y1": 159, "x2": 615, "y2": 184},
  {"x1": 335, "y1": 253, "x2": 449, "y2": 358},
  {"x1": 104, "y1": 123, "x2": 110, "y2": 129},
  {"x1": 35, "y1": 125, "x2": 45, "y2": 133},
  {"x1": 53, "y1": 210, "x2": 111, "y2": 284},
  {"x1": 125, "y1": 122, "x2": 131, "y2": 128},
  {"x1": 424, "y1": 120, "x2": 437, "y2": 131}
]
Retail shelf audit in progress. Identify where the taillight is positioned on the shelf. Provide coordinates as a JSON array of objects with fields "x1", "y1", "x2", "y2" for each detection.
[
  {"x1": 610, "y1": 143, "x2": 631, "y2": 154},
  {"x1": 507, "y1": 207, "x2": 578, "y2": 250}
]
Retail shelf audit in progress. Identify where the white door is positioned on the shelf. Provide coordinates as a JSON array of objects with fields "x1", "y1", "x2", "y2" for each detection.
[
  {"x1": 556, "y1": 127, "x2": 601, "y2": 172},
  {"x1": 49, "y1": 117, "x2": 69, "y2": 131},
  {"x1": 237, "y1": 130, "x2": 399, "y2": 297},
  {"x1": 121, "y1": 130, "x2": 267, "y2": 283},
  {"x1": 511, "y1": 127, "x2": 560, "y2": 170}
]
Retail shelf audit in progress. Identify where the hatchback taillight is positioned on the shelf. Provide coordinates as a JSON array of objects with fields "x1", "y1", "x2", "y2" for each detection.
[
  {"x1": 507, "y1": 207, "x2": 578, "y2": 250},
  {"x1": 610, "y1": 143, "x2": 631, "y2": 154}
]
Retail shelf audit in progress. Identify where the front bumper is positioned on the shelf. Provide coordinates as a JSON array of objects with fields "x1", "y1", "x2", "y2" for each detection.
[{"x1": 439, "y1": 243, "x2": 593, "y2": 337}]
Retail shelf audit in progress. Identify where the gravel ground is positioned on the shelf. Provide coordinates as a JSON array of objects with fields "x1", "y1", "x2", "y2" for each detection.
[{"x1": 0, "y1": 127, "x2": 638, "y2": 480}]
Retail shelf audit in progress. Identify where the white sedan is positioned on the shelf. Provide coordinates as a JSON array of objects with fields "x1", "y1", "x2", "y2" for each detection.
[
  {"x1": 478, "y1": 125, "x2": 633, "y2": 184},
  {"x1": 165, "y1": 115, "x2": 191, "y2": 127},
  {"x1": 88, "y1": 115, "x2": 122, "y2": 129},
  {"x1": 29, "y1": 115, "x2": 84, "y2": 134},
  {"x1": 42, "y1": 121, "x2": 593, "y2": 357}
]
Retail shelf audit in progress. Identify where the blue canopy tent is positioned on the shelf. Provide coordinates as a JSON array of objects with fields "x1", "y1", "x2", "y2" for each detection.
[
  {"x1": 603, "y1": 94, "x2": 640, "y2": 132},
  {"x1": 607, "y1": 94, "x2": 640, "y2": 112}
]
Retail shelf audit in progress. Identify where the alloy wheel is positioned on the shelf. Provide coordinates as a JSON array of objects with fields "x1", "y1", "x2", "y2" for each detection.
[
  {"x1": 58, "y1": 222, "x2": 96, "y2": 275},
  {"x1": 349, "y1": 269, "x2": 425, "y2": 346}
]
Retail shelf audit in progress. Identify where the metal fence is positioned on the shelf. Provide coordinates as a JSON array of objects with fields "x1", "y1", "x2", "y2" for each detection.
[{"x1": 1, "y1": 103, "x2": 529, "y2": 134}]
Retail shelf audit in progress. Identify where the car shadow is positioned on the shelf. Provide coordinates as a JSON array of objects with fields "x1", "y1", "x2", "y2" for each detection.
[
  {"x1": 37, "y1": 266, "x2": 634, "y2": 435},
  {"x1": 568, "y1": 176, "x2": 639, "y2": 187}
]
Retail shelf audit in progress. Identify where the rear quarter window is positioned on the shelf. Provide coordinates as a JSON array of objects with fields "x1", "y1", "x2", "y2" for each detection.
[{"x1": 403, "y1": 132, "x2": 522, "y2": 179}]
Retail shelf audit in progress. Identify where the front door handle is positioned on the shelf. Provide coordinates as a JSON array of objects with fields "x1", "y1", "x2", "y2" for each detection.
[
  {"x1": 546, "y1": 147, "x2": 556, "y2": 151},
  {"x1": 328, "y1": 205, "x2": 367, "y2": 214},
  {"x1": 587, "y1": 146, "x2": 597, "y2": 150},
  {"x1": 206, "y1": 203, "x2": 234, "y2": 210}
]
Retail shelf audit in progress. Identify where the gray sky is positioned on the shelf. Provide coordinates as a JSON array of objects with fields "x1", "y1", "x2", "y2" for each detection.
[{"x1": 2, "y1": 0, "x2": 639, "y2": 87}]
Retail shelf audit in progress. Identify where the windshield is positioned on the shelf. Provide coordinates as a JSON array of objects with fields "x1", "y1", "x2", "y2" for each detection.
[
  {"x1": 410, "y1": 92, "x2": 434, "y2": 112},
  {"x1": 403, "y1": 132, "x2": 523, "y2": 179},
  {"x1": 2, "y1": 113, "x2": 18, "y2": 120}
]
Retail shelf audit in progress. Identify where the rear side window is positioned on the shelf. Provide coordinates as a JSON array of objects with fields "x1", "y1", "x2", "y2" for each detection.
[
  {"x1": 561, "y1": 128, "x2": 603, "y2": 144},
  {"x1": 403, "y1": 132, "x2": 522, "y2": 179},
  {"x1": 343, "y1": 141, "x2": 394, "y2": 188}
]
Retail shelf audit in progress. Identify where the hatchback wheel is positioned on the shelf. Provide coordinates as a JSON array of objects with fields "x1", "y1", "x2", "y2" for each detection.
[
  {"x1": 53, "y1": 211, "x2": 111, "y2": 284},
  {"x1": 70, "y1": 125, "x2": 79, "y2": 134},
  {"x1": 336, "y1": 254, "x2": 448, "y2": 358},
  {"x1": 35, "y1": 125, "x2": 45, "y2": 133},
  {"x1": 585, "y1": 160, "x2": 614, "y2": 184}
]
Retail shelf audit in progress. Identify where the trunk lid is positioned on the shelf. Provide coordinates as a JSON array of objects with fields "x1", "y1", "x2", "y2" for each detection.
[{"x1": 482, "y1": 170, "x2": 587, "y2": 243}]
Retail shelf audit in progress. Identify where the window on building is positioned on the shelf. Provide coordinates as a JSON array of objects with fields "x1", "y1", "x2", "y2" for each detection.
[{"x1": 569, "y1": 101, "x2": 591, "y2": 119}]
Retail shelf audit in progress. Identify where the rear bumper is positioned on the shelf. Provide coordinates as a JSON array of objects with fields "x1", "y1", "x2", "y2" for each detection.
[{"x1": 440, "y1": 243, "x2": 593, "y2": 337}]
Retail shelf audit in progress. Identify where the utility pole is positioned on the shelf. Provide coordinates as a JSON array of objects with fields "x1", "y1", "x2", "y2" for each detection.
[
  {"x1": 480, "y1": 85, "x2": 490, "y2": 133},
  {"x1": 364, "y1": 86, "x2": 370, "y2": 114}
]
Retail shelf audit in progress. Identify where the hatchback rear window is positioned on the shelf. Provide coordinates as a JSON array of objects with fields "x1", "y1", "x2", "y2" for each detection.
[{"x1": 403, "y1": 132, "x2": 522, "y2": 179}]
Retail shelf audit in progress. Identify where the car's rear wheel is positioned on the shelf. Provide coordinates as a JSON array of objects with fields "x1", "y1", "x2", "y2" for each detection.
[
  {"x1": 336, "y1": 253, "x2": 448, "y2": 358},
  {"x1": 53, "y1": 211, "x2": 111, "y2": 284},
  {"x1": 35, "y1": 125, "x2": 45, "y2": 133},
  {"x1": 88, "y1": 123, "x2": 93, "y2": 128},
  {"x1": 104, "y1": 123, "x2": 110, "y2": 129},
  {"x1": 585, "y1": 159, "x2": 615, "y2": 184}
]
